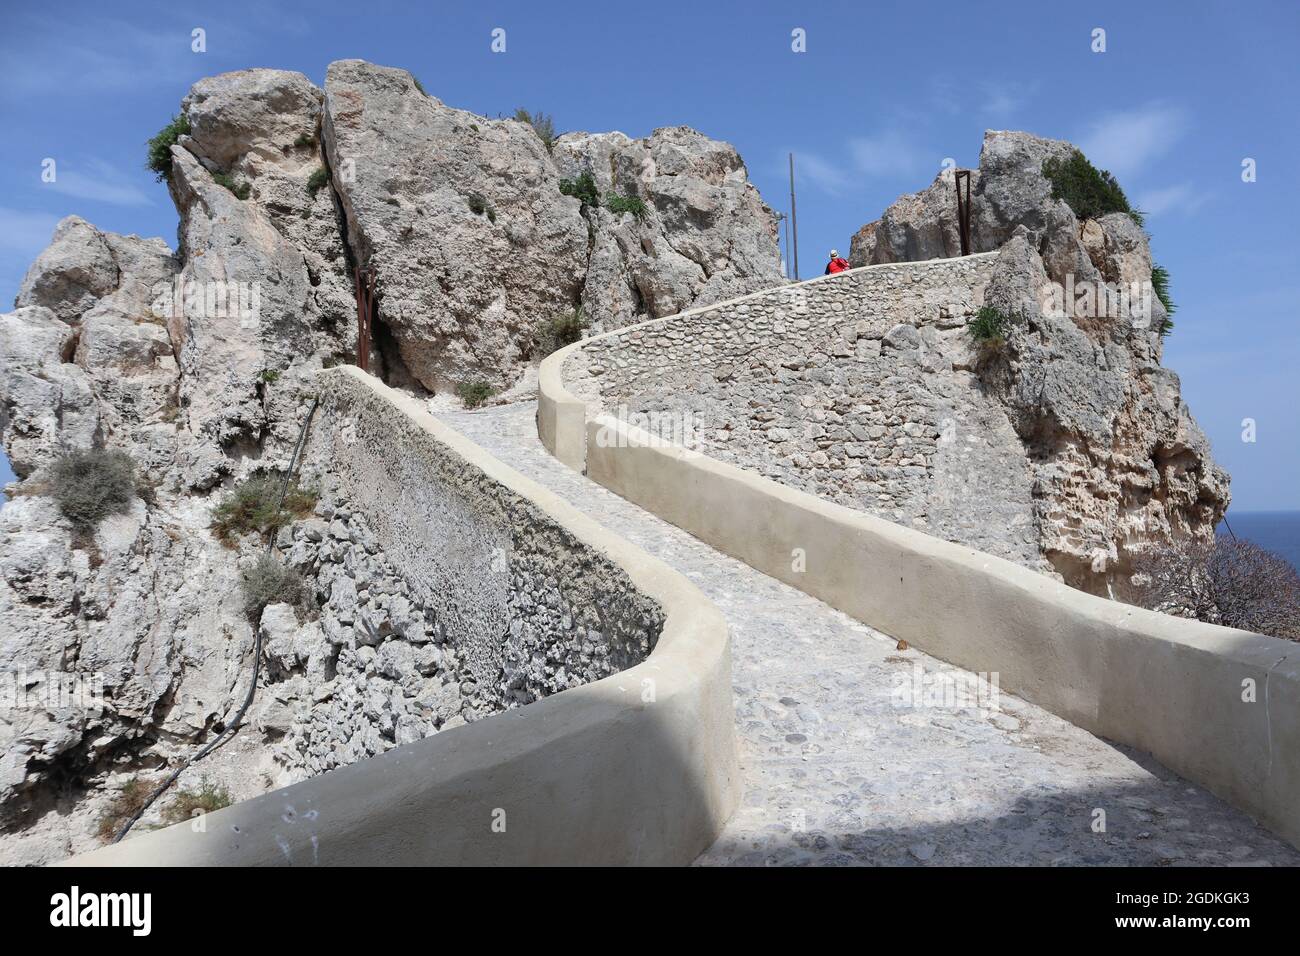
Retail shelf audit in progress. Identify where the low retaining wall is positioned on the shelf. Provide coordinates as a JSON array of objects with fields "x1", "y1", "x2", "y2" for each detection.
[
  {"x1": 539, "y1": 269, "x2": 1300, "y2": 850},
  {"x1": 67, "y1": 368, "x2": 739, "y2": 866}
]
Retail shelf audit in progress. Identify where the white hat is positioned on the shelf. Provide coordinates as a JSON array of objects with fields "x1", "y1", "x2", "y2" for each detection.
[{"x1": 830, "y1": 249, "x2": 839, "y2": 258}]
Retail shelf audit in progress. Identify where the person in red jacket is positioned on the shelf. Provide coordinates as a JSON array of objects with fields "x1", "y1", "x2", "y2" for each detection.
[{"x1": 825, "y1": 249, "x2": 850, "y2": 274}]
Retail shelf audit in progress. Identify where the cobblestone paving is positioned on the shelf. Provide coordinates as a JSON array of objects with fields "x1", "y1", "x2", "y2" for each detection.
[{"x1": 435, "y1": 399, "x2": 1300, "y2": 867}]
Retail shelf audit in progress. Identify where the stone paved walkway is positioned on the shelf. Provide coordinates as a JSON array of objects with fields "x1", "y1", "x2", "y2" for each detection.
[{"x1": 435, "y1": 399, "x2": 1299, "y2": 867}]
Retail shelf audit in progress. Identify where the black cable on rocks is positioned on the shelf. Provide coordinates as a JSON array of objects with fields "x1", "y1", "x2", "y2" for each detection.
[{"x1": 113, "y1": 396, "x2": 321, "y2": 843}]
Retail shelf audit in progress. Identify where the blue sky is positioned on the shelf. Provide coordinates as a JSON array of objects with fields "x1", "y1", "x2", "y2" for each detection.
[{"x1": 2, "y1": 0, "x2": 1297, "y2": 511}]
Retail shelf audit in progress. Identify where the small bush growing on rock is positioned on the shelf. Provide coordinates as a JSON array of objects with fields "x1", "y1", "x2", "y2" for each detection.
[
  {"x1": 97, "y1": 777, "x2": 151, "y2": 841},
  {"x1": 411, "y1": 74, "x2": 428, "y2": 96},
  {"x1": 455, "y1": 380, "x2": 495, "y2": 409},
  {"x1": 240, "y1": 554, "x2": 305, "y2": 622},
  {"x1": 49, "y1": 448, "x2": 137, "y2": 531},
  {"x1": 513, "y1": 108, "x2": 557, "y2": 151},
  {"x1": 605, "y1": 192, "x2": 648, "y2": 220},
  {"x1": 306, "y1": 166, "x2": 330, "y2": 197},
  {"x1": 559, "y1": 172, "x2": 600, "y2": 209},
  {"x1": 210, "y1": 474, "x2": 318, "y2": 544},
  {"x1": 162, "y1": 778, "x2": 232, "y2": 824},
  {"x1": 1042, "y1": 149, "x2": 1142, "y2": 226},
  {"x1": 213, "y1": 171, "x2": 251, "y2": 200},
  {"x1": 533, "y1": 306, "x2": 588, "y2": 358},
  {"x1": 146, "y1": 114, "x2": 191, "y2": 181},
  {"x1": 966, "y1": 305, "x2": 1012, "y2": 347},
  {"x1": 467, "y1": 192, "x2": 497, "y2": 222},
  {"x1": 1151, "y1": 262, "x2": 1176, "y2": 335},
  {"x1": 294, "y1": 131, "x2": 316, "y2": 149},
  {"x1": 1131, "y1": 537, "x2": 1300, "y2": 641}
]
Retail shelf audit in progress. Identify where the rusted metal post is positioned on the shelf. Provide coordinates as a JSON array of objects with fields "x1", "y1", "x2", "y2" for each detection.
[
  {"x1": 354, "y1": 266, "x2": 375, "y2": 373},
  {"x1": 955, "y1": 169, "x2": 972, "y2": 257}
]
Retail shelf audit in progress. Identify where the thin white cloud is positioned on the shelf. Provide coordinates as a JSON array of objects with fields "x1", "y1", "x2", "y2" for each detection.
[
  {"x1": 1134, "y1": 182, "x2": 1209, "y2": 218},
  {"x1": 1078, "y1": 103, "x2": 1191, "y2": 178},
  {"x1": 790, "y1": 151, "x2": 848, "y2": 196},
  {"x1": 849, "y1": 130, "x2": 928, "y2": 179},
  {"x1": 45, "y1": 158, "x2": 153, "y2": 207},
  {"x1": 0, "y1": 207, "x2": 61, "y2": 253}
]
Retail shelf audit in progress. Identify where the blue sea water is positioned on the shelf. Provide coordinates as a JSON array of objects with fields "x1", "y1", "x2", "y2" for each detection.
[{"x1": 1217, "y1": 511, "x2": 1300, "y2": 573}]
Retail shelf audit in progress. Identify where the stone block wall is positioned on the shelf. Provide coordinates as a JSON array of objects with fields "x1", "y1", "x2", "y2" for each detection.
[
  {"x1": 564, "y1": 254, "x2": 1048, "y2": 569},
  {"x1": 272, "y1": 369, "x2": 664, "y2": 776}
]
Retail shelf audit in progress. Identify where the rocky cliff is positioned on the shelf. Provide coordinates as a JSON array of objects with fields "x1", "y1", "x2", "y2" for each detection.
[
  {"x1": 0, "y1": 61, "x2": 779, "y2": 863},
  {"x1": 849, "y1": 130, "x2": 1229, "y2": 590}
]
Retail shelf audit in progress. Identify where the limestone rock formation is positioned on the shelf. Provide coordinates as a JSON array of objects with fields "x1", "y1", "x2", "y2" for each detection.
[
  {"x1": 0, "y1": 60, "x2": 779, "y2": 862},
  {"x1": 848, "y1": 129, "x2": 1229, "y2": 590},
  {"x1": 552, "y1": 126, "x2": 783, "y2": 333},
  {"x1": 320, "y1": 60, "x2": 782, "y2": 392}
]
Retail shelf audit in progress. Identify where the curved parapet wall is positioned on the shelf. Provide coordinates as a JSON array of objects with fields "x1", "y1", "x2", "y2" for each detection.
[
  {"x1": 539, "y1": 264, "x2": 1300, "y2": 849},
  {"x1": 67, "y1": 367, "x2": 739, "y2": 866}
]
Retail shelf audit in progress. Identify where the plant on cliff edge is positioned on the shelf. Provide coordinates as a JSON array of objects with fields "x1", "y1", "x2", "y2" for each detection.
[
  {"x1": 1042, "y1": 149, "x2": 1143, "y2": 226},
  {"x1": 49, "y1": 448, "x2": 138, "y2": 532},
  {"x1": 532, "y1": 306, "x2": 588, "y2": 358},
  {"x1": 513, "y1": 108, "x2": 557, "y2": 151},
  {"x1": 213, "y1": 171, "x2": 251, "y2": 200},
  {"x1": 239, "y1": 554, "x2": 306, "y2": 622},
  {"x1": 146, "y1": 114, "x2": 191, "y2": 181},
  {"x1": 163, "y1": 778, "x2": 233, "y2": 824},
  {"x1": 306, "y1": 166, "x2": 330, "y2": 197},
  {"x1": 966, "y1": 305, "x2": 1013, "y2": 348},
  {"x1": 455, "y1": 380, "x2": 495, "y2": 409},
  {"x1": 97, "y1": 777, "x2": 153, "y2": 841},
  {"x1": 559, "y1": 171, "x2": 600, "y2": 209},
  {"x1": 210, "y1": 473, "x2": 318, "y2": 545},
  {"x1": 1151, "y1": 262, "x2": 1176, "y2": 336},
  {"x1": 605, "y1": 192, "x2": 648, "y2": 220}
]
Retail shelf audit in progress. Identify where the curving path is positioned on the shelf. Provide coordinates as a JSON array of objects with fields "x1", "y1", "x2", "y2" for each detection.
[{"x1": 435, "y1": 399, "x2": 1299, "y2": 867}]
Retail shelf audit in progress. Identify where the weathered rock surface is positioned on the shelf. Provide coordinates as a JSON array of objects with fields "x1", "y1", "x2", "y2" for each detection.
[
  {"x1": 552, "y1": 126, "x2": 783, "y2": 333},
  {"x1": 845, "y1": 130, "x2": 1228, "y2": 590},
  {"x1": 1, "y1": 60, "x2": 754, "y2": 863}
]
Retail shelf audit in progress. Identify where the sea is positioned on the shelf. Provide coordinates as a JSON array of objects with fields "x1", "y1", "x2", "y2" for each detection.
[{"x1": 1217, "y1": 511, "x2": 1300, "y2": 573}]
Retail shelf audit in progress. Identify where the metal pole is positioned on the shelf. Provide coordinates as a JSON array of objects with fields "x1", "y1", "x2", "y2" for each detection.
[
  {"x1": 788, "y1": 153, "x2": 800, "y2": 281},
  {"x1": 782, "y1": 213, "x2": 791, "y2": 279}
]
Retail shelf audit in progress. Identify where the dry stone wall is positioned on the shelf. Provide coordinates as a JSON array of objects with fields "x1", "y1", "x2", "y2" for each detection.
[
  {"x1": 273, "y1": 370, "x2": 663, "y2": 775},
  {"x1": 565, "y1": 254, "x2": 1052, "y2": 571}
]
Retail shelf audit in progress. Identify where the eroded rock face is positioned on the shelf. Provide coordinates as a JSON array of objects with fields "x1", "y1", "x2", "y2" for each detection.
[
  {"x1": 847, "y1": 130, "x2": 1229, "y2": 591},
  {"x1": 0, "y1": 60, "x2": 750, "y2": 862},
  {"x1": 552, "y1": 126, "x2": 784, "y2": 333},
  {"x1": 323, "y1": 60, "x2": 590, "y2": 393},
  {"x1": 320, "y1": 60, "x2": 783, "y2": 391}
]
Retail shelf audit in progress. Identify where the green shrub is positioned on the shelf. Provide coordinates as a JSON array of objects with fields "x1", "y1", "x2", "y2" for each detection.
[
  {"x1": 1042, "y1": 150, "x2": 1142, "y2": 225},
  {"x1": 467, "y1": 192, "x2": 497, "y2": 222},
  {"x1": 97, "y1": 777, "x2": 151, "y2": 841},
  {"x1": 146, "y1": 114, "x2": 191, "y2": 181},
  {"x1": 240, "y1": 554, "x2": 305, "y2": 622},
  {"x1": 306, "y1": 166, "x2": 329, "y2": 197},
  {"x1": 533, "y1": 307, "x2": 588, "y2": 357},
  {"x1": 163, "y1": 778, "x2": 232, "y2": 824},
  {"x1": 559, "y1": 172, "x2": 600, "y2": 209},
  {"x1": 514, "y1": 108, "x2": 557, "y2": 151},
  {"x1": 213, "y1": 171, "x2": 251, "y2": 200},
  {"x1": 259, "y1": 368, "x2": 281, "y2": 384},
  {"x1": 49, "y1": 448, "x2": 137, "y2": 531},
  {"x1": 455, "y1": 380, "x2": 495, "y2": 409},
  {"x1": 210, "y1": 474, "x2": 318, "y2": 544},
  {"x1": 1151, "y1": 263, "x2": 1175, "y2": 336},
  {"x1": 294, "y1": 131, "x2": 316, "y2": 149},
  {"x1": 411, "y1": 74, "x2": 428, "y2": 96},
  {"x1": 605, "y1": 192, "x2": 648, "y2": 219},
  {"x1": 967, "y1": 305, "x2": 1013, "y2": 347}
]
